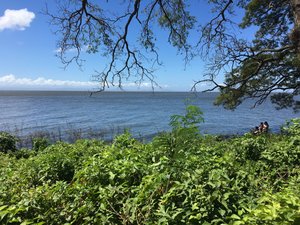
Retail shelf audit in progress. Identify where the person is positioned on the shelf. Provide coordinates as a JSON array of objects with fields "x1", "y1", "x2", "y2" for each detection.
[
  {"x1": 262, "y1": 121, "x2": 269, "y2": 133},
  {"x1": 252, "y1": 126, "x2": 260, "y2": 135},
  {"x1": 258, "y1": 122, "x2": 264, "y2": 133},
  {"x1": 251, "y1": 122, "x2": 269, "y2": 135}
]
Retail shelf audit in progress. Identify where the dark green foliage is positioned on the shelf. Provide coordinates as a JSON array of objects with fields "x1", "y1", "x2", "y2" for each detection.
[
  {"x1": 12, "y1": 148, "x2": 36, "y2": 159},
  {"x1": 32, "y1": 137, "x2": 50, "y2": 152},
  {"x1": 282, "y1": 118, "x2": 300, "y2": 135},
  {"x1": 239, "y1": 136, "x2": 267, "y2": 161},
  {"x1": 0, "y1": 132, "x2": 17, "y2": 153},
  {"x1": 169, "y1": 104, "x2": 204, "y2": 130},
  {"x1": 0, "y1": 115, "x2": 300, "y2": 224},
  {"x1": 209, "y1": 0, "x2": 300, "y2": 111}
]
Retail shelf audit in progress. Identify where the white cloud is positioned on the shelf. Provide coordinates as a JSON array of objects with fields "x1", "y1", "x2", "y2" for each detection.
[
  {"x1": 124, "y1": 82, "x2": 152, "y2": 88},
  {"x1": 0, "y1": 8, "x2": 35, "y2": 31},
  {"x1": 0, "y1": 74, "x2": 167, "y2": 91},
  {"x1": 0, "y1": 74, "x2": 97, "y2": 89},
  {"x1": 54, "y1": 45, "x2": 89, "y2": 54}
]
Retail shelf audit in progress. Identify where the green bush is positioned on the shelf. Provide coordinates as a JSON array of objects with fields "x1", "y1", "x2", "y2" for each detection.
[
  {"x1": 282, "y1": 118, "x2": 300, "y2": 135},
  {"x1": 0, "y1": 115, "x2": 300, "y2": 224},
  {"x1": 12, "y1": 148, "x2": 35, "y2": 159},
  {"x1": 32, "y1": 137, "x2": 50, "y2": 152},
  {"x1": 0, "y1": 132, "x2": 17, "y2": 153}
]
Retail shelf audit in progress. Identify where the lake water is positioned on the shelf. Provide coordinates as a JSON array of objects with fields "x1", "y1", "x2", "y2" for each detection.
[{"x1": 0, "y1": 91, "x2": 299, "y2": 141}]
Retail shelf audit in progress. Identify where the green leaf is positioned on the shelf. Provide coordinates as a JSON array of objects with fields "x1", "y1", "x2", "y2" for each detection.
[{"x1": 230, "y1": 214, "x2": 241, "y2": 220}]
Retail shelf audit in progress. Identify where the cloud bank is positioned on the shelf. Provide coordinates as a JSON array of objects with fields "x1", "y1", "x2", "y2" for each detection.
[
  {"x1": 0, "y1": 74, "x2": 157, "y2": 90},
  {"x1": 0, "y1": 74, "x2": 97, "y2": 90},
  {"x1": 0, "y1": 8, "x2": 35, "y2": 31}
]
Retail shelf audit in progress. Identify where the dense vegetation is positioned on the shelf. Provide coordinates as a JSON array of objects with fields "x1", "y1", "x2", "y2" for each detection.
[{"x1": 0, "y1": 107, "x2": 300, "y2": 224}]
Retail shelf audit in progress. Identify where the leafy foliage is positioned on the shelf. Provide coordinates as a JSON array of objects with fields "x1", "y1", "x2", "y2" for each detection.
[
  {"x1": 282, "y1": 118, "x2": 300, "y2": 136},
  {"x1": 169, "y1": 104, "x2": 204, "y2": 130},
  {"x1": 0, "y1": 132, "x2": 17, "y2": 153},
  {"x1": 32, "y1": 137, "x2": 50, "y2": 152},
  {"x1": 201, "y1": 0, "x2": 300, "y2": 111},
  {"x1": 0, "y1": 112, "x2": 300, "y2": 224}
]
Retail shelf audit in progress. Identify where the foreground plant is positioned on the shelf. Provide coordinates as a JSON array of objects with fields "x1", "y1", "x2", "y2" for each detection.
[
  {"x1": 0, "y1": 112, "x2": 299, "y2": 224},
  {"x1": 0, "y1": 132, "x2": 17, "y2": 153}
]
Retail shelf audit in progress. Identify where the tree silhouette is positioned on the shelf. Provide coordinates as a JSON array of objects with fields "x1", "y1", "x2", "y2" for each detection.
[{"x1": 46, "y1": 0, "x2": 300, "y2": 111}]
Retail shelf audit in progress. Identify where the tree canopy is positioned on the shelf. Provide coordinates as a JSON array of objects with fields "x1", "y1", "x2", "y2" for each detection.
[{"x1": 47, "y1": 0, "x2": 300, "y2": 111}]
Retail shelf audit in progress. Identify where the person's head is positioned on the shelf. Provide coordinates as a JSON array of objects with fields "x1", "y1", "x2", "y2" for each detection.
[{"x1": 264, "y1": 121, "x2": 269, "y2": 126}]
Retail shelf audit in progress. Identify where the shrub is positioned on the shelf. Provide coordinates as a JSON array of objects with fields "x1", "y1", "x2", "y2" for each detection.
[
  {"x1": 1, "y1": 115, "x2": 300, "y2": 224},
  {"x1": 0, "y1": 132, "x2": 17, "y2": 153},
  {"x1": 282, "y1": 118, "x2": 300, "y2": 135},
  {"x1": 32, "y1": 137, "x2": 50, "y2": 152},
  {"x1": 12, "y1": 148, "x2": 35, "y2": 159}
]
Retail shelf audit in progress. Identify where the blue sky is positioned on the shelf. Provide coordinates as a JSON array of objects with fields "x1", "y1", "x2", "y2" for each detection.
[{"x1": 0, "y1": 0, "x2": 234, "y2": 91}]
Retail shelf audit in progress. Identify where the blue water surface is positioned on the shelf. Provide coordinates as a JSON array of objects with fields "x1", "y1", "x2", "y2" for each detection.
[{"x1": 0, "y1": 91, "x2": 299, "y2": 140}]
